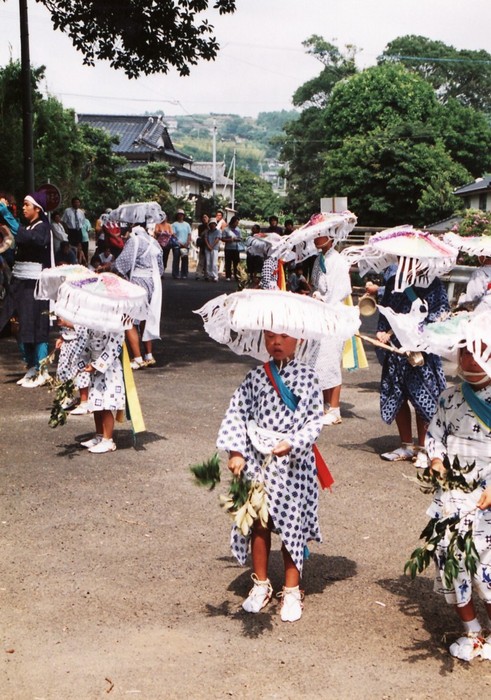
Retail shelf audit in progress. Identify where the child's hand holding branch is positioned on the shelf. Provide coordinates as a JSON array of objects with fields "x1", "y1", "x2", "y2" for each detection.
[
  {"x1": 272, "y1": 440, "x2": 292, "y2": 457},
  {"x1": 477, "y1": 486, "x2": 491, "y2": 511},
  {"x1": 430, "y1": 457, "x2": 447, "y2": 477},
  {"x1": 228, "y1": 451, "x2": 245, "y2": 476}
]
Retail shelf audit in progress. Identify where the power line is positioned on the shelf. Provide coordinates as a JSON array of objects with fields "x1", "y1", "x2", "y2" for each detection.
[{"x1": 388, "y1": 54, "x2": 491, "y2": 65}]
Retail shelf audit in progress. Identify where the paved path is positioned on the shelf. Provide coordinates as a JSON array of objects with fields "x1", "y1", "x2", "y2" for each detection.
[{"x1": 0, "y1": 275, "x2": 485, "y2": 699}]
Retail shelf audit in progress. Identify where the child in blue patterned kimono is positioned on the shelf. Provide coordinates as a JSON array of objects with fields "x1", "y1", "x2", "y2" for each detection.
[
  {"x1": 426, "y1": 340, "x2": 491, "y2": 661},
  {"x1": 217, "y1": 331, "x2": 324, "y2": 622},
  {"x1": 76, "y1": 329, "x2": 126, "y2": 453}
]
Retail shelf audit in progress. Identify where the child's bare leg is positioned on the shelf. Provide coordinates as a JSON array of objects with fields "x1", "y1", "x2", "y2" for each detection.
[
  {"x1": 94, "y1": 410, "x2": 103, "y2": 435},
  {"x1": 242, "y1": 521, "x2": 273, "y2": 613},
  {"x1": 251, "y1": 522, "x2": 271, "y2": 580},
  {"x1": 415, "y1": 412, "x2": 428, "y2": 448},
  {"x1": 324, "y1": 384, "x2": 341, "y2": 410},
  {"x1": 394, "y1": 400, "x2": 413, "y2": 444},
  {"x1": 281, "y1": 545, "x2": 300, "y2": 588},
  {"x1": 125, "y1": 327, "x2": 142, "y2": 360},
  {"x1": 455, "y1": 601, "x2": 479, "y2": 623},
  {"x1": 101, "y1": 410, "x2": 114, "y2": 440},
  {"x1": 79, "y1": 387, "x2": 89, "y2": 403}
]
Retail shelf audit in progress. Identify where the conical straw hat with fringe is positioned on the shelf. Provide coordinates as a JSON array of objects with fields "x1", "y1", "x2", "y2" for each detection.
[
  {"x1": 273, "y1": 211, "x2": 357, "y2": 262},
  {"x1": 54, "y1": 272, "x2": 149, "y2": 332},
  {"x1": 443, "y1": 232, "x2": 491, "y2": 258},
  {"x1": 342, "y1": 225, "x2": 457, "y2": 292},
  {"x1": 194, "y1": 289, "x2": 360, "y2": 363},
  {"x1": 35, "y1": 265, "x2": 98, "y2": 301}
]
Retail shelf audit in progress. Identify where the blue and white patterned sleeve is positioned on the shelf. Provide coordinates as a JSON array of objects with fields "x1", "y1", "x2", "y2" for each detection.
[
  {"x1": 91, "y1": 332, "x2": 124, "y2": 374},
  {"x1": 216, "y1": 372, "x2": 253, "y2": 455},
  {"x1": 286, "y1": 369, "x2": 323, "y2": 457}
]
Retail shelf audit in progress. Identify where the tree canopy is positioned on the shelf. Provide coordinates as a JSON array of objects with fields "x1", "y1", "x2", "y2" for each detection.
[
  {"x1": 292, "y1": 35, "x2": 358, "y2": 108},
  {"x1": 282, "y1": 55, "x2": 491, "y2": 226},
  {"x1": 379, "y1": 35, "x2": 491, "y2": 112},
  {"x1": 36, "y1": 0, "x2": 237, "y2": 78}
]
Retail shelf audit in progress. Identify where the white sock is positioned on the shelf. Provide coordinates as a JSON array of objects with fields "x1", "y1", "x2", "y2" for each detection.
[
  {"x1": 462, "y1": 618, "x2": 482, "y2": 634},
  {"x1": 144, "y1": 353, "x2": 154, "y2": 361},
  {"x1": 133, "y1": 356, "x2": 143, "y2": 364},
  {"x1": 329, "y1": 407, "x2": 341, "y2": 417}
]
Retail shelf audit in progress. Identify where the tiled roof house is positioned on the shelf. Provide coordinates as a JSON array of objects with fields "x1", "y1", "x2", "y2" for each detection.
[{"x1": 77, "y1": 114, "x2": 212, "y2": 198}]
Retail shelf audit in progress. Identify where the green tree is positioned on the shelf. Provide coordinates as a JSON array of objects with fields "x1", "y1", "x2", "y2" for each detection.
[
  {"x1": 234, "y1": 168, "x2": 285, "y2": 221},
  {"x1": 292, "y1": 36, "x2": 358, "y2": 108},
  {"x1": 379, "y1": 35, "x2": 491, "y2": 112},
  {"x1": 31, "y1": 0, "x2": 236, "y2": 78},
  {"x1": 283, "y1": 60, "x2": 491, "y2": 226},
  {"x1": 0, "y1": 60, "x2": 148, "y2": 216}
]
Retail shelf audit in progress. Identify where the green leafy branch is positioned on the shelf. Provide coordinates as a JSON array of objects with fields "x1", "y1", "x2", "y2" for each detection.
[
  {"x1": 190, "y1": 452, "x2": 250, "y2": 509},
  {"x1": 49, "y1": 379, "x2": 76, "y2": 428},
  {"x1": 404, "y1": 508, "x2": 479, "y2": 588},
  {"x1": 416, "y1": 454, "x2": 479, "y2": 495}
]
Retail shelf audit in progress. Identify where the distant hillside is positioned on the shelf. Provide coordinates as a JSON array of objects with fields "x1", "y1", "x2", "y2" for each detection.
[{"x1": 159, "y1": 110, "x2": 299, "y2": 175}]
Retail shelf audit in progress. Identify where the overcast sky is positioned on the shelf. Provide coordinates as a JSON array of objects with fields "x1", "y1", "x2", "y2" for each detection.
[{"x1": 1, "y1": 0, "x2": 490, "y2": 118}]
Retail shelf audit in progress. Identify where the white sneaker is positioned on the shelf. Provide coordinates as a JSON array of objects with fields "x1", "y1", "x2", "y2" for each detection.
[
  {"x1": 449, "y1": 633, "x2": 485, "y2": 661},
  {"x1": 322, "y1": 409, "x2": 342, "y2": 426},
  {"x1": 88, "y1": 439, "x2": 116, "y2": 454},
  {"x1": 130, "y1": 359, "x2": 146, "y2": 370},
  {"x1": 279, "y1": 586, "x2": 304, "y2": 622},
  {"x1": 242, "y1": 574, "x2": 273, "y2": 613},
  {"x1": 17, "y1": 367, "x2": 37, "y2": 385},
  {"x1": 381, "y1": 444, "x2": 415, "y2": 462},
  {"x1": 70, "y1": 402, "x2": 91, "y2": 415},
  {"x1": 80, "y1": 435, "x2": 103, "y2": 449},
  {"x1": 23, "y1": 370, "x2": 51, "y2": 388},
  {"x1": 413, "y1": 449, "x2": 429, "y2": 469}
]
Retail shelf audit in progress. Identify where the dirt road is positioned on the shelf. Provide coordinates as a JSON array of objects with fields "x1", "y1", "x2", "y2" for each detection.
[{"x1": 1, "y1": 276, "x2": 488, "y2": 699}]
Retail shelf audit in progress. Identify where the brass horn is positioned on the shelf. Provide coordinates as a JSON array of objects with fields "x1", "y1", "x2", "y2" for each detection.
[
  {"x1": 358, "y1": 293, "x2": 377, "y2": 317},
  {"x1": 0, "y1": 224, "x2": 14, "y2": 255}
]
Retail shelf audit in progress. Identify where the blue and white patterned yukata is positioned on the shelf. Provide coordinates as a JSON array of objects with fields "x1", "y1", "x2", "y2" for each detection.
[
  {"x1": 378, "y1": 277, "x2": 449, "y2": 424},
  {"x1": 426, "y1": 384, "x2": 491, "y2": 605},
  {"x1": 217, "y1": 359, "x2": 324, "y2": 574},
  {"x1": 76, "y1": 330, "x2": 126, "y2": 411}
]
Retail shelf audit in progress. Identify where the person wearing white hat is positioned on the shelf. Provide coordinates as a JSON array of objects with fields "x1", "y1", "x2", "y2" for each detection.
[
  {"x1": 405, "y1": 310, "x2": 491, "y2": 661},
  {"x1": 444, "y1": 233, "x2": 491, "y2": 310},
  {"x1": 342, "y1": 226, "x2": 456, "y2": 465},
  {"x1": 195, "y1": 288, "x2": 360, "y2": 622}
]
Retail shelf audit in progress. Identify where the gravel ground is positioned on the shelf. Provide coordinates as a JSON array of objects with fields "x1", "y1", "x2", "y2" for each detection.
[{"x1": 1, "y1": 274, "x2": 491, "y2": 699}]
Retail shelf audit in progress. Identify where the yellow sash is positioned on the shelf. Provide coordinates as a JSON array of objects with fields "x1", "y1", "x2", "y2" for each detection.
[
  {"x1": 120, "y1": 343, "x2": 146, "y2": 433},
  {"x1": 342, "y1": 295, "x2": 368, "y2": 370}
]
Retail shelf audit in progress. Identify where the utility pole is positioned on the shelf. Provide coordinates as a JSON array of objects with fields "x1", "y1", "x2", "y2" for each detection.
[
  {"x1": 212, "y1": 119, "x2": 217, "y2": 199},
  {"x1": 231, "y1": 149, "x2": 236, "y2": 212},
  {"x1": 19, "y1": 0, "x2": 35, "y2": 194}
]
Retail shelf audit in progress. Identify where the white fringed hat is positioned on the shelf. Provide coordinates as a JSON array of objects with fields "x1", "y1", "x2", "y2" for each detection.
[
  {"x1": 378, "y1": 303, "x2": 491, "y2": 375},
  {"x1": 35, "y1": 265, "x2": 98, "y2": 301},
  {"x1": 342, "y1": 226, "x2": 457, "y2": 292},
  {"x1": 194, "y1": 289, "x2": 360, "y2": 363},
  {"x1": 54, "y1": 272, "x2": 149, "y2": 332},
  {"x1": 443, "y1": 232, "x2": 491, "y2": 258},
  {"x1": 109, "y1": 201, "x2": 166, "y2": 224},
  {"x1": 274, "y1": 211, "x2": 357, "y2": 262}
]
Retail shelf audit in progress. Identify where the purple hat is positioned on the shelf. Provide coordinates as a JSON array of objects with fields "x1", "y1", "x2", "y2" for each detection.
[{"x1": 25, "y1": 191, "x2": 47, "y2": 213}]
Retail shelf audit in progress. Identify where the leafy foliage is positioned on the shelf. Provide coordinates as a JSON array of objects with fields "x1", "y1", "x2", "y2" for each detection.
[
  {"x1": 234, "y1": 168, "x2": 285, "y2": 221},
  {"x1": 292, "y1": 36, "x2": 358, "y2": 108},
  {"x1": 0, "y1": 61, "x2": 126, "y2": 213},
  {"x1": 282, "y1": 54, "x2": 491, "y2": 226},
  {"x1": 405, "y1": 455, "x2": 480, "y2": 588},
  {"x1": 379, "y1": 35, "x2": 491, "y2": 112},
  {"x1": 190, "y1": 453, "x2": 221, "y2": 490},
  {"x1": 39, "y1": 0, "x2": 236, "y2": 78},
  {"x1": 452, "y1": 209, "x2": 491, "y2": 238}
]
